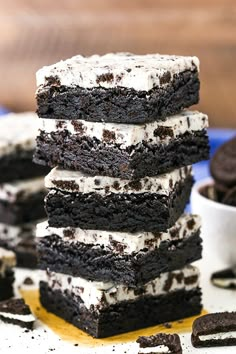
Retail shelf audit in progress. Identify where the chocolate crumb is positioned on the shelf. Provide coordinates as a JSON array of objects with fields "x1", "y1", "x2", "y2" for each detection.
[
  {"x1": 96, "y1": 72, "x2": 114, "y2": 84},
  {"x1": 163, "y1": 322, "x2": 172, "y2": 329},
  {"x1": 71, "y1": 121, "x2": 85, "y2": 134},
  {"x1": 187, "y1": 218, "x2": 196, "y2": 230},
  {"x1": 94, "y1": 179, "x2": 101, "y2": 186},
  {"x1": 153, "y1": 126, "x2": 174, "y2": 139},
  {"x1": 160, "y1": 71, "x2": 171, "y2": 85},
  {"x1": 103, "y1": 129, "x2": 116, "y2": 142},
  {"x1": 23, "y1": 277, "x2": 34, "y2": 286}
]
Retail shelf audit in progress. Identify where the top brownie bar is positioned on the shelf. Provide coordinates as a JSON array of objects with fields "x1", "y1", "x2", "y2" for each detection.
[
  {"x1": 0, "y1": 112, "x2": 48, "y2": 183},
  {"x1": 36, "y1": 53, "x2": 200, "y2": 123}
]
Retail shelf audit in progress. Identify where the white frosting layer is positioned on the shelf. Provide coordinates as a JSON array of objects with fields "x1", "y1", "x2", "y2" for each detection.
[
  {"x1": 46, "y1": 265, "x2": 199, "y2": 311},
  {"x1": 212, "y1": 279, "x2": 236, "y2": 288},
  {"x1": 0, "y1": 177, "x2": 45, "y2": 203},
  {"x1": 39, "y1": 110, "x2": 208, "y2": 149},
  {"x1": 0, "y1": 312, "x2": 35, "y2": 323},
  {"x1": 0, "y1": 112, "x2": 38, "y2": 158},
  {"x1": 36, "y1": 53, "x2": 199, "y2": 92},
  {"x1": 45, "y1": 166, "x2": 192, "y2": 195},
  {"x1": 199, "y1": 332, "x2": 236, "y2": 341},
  {"x1": 139, "y1": 346, "x2": 170, "y2": 354},
  {"x1": 0, "y1": 248, "x2": 16, "y2": 276},
  {"x1": 36, "y1": 214, "x2": 201, "y2": 254}
]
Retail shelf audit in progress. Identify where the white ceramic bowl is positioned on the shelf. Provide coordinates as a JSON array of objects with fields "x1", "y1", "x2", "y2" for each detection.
[{"x1": 191, "y1": 178, "x2": 236, "y2": 267}]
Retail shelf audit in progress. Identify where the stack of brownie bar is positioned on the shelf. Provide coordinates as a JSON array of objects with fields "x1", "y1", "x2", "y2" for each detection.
[
  {"x1": 0, "y1": 113, "x2": 48, "y2": 268},
  {"x1": 34, "y1": 53, "x2": 209, "y2": 338}
]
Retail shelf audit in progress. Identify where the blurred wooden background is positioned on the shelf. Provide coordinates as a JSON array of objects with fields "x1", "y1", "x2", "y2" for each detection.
[{"x1": 0, "y1": 0, "x2": 236, "y2": 127}]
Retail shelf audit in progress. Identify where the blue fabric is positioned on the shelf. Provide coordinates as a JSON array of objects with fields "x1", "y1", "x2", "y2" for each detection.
[{"x1": 0, "y1": 107, "x2": 9, "y2": 116}]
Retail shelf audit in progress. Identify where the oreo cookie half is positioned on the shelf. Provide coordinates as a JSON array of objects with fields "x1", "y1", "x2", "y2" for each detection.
[
  {"x1": 211, "y1": 268, "x2": 236, "y2": 290},
  {"x1": 137, "y1": 333, "x2": 182, "y2": 354}
]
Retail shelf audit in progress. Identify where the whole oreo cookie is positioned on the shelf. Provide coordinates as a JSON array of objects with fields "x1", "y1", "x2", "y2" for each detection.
[
  {"x1": 210, "y1": 136, "x2": 236, "y2": 187},
  {"x1": 192, "y1": 312, "x2": 236, "y2": 347}
]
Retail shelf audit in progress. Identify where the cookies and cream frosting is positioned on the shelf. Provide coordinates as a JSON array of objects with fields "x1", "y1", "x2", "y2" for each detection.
[
  {"x1": 36, "y1": 214, "x2": 201, "y2": 254},
  {"x1": 45, "y1": 166, "x2": 192, "y2": 195},
  {"x1": 36, "y1": 53, "x2": 199, "y2": 92},
  {"x1": 39, "y1": 110, "x2": 208, "y2": 149},
  {"x1": 46, "y1": 265, "x2": 199, "y2": 311}
]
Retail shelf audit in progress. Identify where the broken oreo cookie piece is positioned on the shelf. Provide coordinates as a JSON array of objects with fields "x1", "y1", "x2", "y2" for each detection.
[
  {"x1": 137, "y1": 333, "x2": 182, "y2": 354},
  {"x1": 211, "y1": 268, "x2": 236, "y2": 290},
  {"x1": 0, "y1": 298, "x2": 35, "y2": 330},
  {"x1": 192, "y1": 312, "x2": 236, "y2": 347}
]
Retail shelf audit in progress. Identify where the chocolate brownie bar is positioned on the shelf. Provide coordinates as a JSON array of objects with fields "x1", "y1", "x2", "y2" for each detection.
[
  {"x1": 0, "y1": 298, "x2": 35, "y2": 329},
  {"x1": 0, "y1": 222, "x2": 39, "y2": 269},
  {"x1": 0, "y1": 112, "x2": 48, "y2": 183},
  {"x1": 44, "y1": 166, "x2": 193, "y2": 232},
  {"x1": 36, "y1": 53, "x2": 200, "y2": 123},
  {"x1": 137, "y1": 333, "x2": 182, "y2": 354},
  {"x1": 37, "y1": 214, "x2": 202, "y2": 286},
  {"x1": 40, "y1": 265, "x2": 202, "y2": 338},
  {"x1": 0, "y1": 177, "x2": 46, "y2": 225},
  {"x1": 34, "y1": 111, "x2": 209, "y2": 178},
  {"x1": 192, "y1": 312, "x2": 236, "y2": 347},
  {"x1": 0, "y1": 248, "x2": 16, "y2": 301}
]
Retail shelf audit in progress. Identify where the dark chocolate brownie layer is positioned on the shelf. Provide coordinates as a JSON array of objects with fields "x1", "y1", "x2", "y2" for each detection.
[
  {"x1": 34, "y1": 130, "x2": 209, "y2": 179},
  {"x1": 0, "y1": 150, "x2": 49, "y2": 183},
  {"x1": 45, "y1": 176, "x2": 193, "y2": 232},
  {"x1": 38, "y1": 231, "x2": 202, "y2": 286},
  {"x1": 37, "y1": 69, "x2": 199, "y2": 123},
  {"x1": 0, "y1": 269, "x2": 14, "y2": 301},
  {"x1": 40, "y1": 283, "x2": 202, "y2": 338},
  {"x1": 0, "y1": 192, "x2": 46, "y2": 225}
]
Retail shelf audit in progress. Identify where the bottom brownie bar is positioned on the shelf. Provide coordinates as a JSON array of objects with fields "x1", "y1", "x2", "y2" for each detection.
[
  {"x1": 40, "y1": 265, "x2": 202, "y2": 338},
  {"x1": 0, "y1": 222, "x2": 38, "y2": 269},
  {"x1": 0, "y1": 248, "x2": 16, "y2": 301}
]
